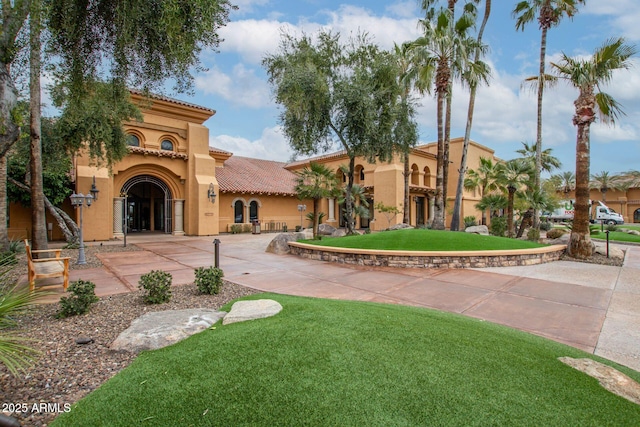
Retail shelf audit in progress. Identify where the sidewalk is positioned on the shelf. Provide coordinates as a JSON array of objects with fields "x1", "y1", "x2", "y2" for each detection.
[{"x1": 30, "y1": 232, "x2": 640, "y2": 372}]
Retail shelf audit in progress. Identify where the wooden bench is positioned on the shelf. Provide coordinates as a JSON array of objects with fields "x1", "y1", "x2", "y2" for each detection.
[{"x1": 25, "y1": 239, "x2": 70, "y2": 291}]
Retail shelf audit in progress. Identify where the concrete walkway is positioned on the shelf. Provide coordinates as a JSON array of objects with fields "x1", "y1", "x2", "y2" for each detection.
[{"x1": 35, "y1": 232, "x2": 640, "y2": 372}]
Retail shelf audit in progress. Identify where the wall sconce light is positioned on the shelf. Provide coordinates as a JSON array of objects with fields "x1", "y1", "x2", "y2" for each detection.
[
  {"x1": 180, "y1": 179, "x2": 186, "y2": 185},
  {"x1": 207, "y1": 183, "x2": 217, "y2": 204},
  {"x1": 90, "y1": 176, "x2": 99, "y2": 201},
  {"x1": 412, "y1": 196, "x2": 418, "y2": 202}
]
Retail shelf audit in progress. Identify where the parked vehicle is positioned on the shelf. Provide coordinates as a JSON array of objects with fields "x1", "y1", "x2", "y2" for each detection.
[{"x1": 542, "y1": 200, "x2": 624, "y2": 225}]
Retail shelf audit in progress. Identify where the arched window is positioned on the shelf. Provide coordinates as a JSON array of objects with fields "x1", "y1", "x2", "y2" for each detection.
[
  {"x1": 359, "y1": 168, "x2": 365, "y2": 182},
  {"x1": 424, "y1": 167, "x2": 431, "y2": 187},
  {"x1": 250, "y1": 201, "x2": 259, "y2": 221},
  {"x1": 234, "y1": 201, "x2": 244, "y2": 223},
  {"x1": 126, "y1": 134, "x2": 140, "y2": 147},
  {"x1": 161, "y1": 139, "x2": 174, "y2": 151},
  {"x1": 411, "y1": 164, "x2": 419, "y2": 186}
]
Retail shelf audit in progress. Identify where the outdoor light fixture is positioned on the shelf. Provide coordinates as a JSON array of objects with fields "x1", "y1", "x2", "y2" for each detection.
[
  {"x1": 70, "y1": 192, "x2": 93, "y2": 265},
  {"x1": 297, "y1": 204, "x2": 306, "y2": 228},
  {"x1": 207, "y1": 183, "x2": 217, "y2": 204},
  {"x1": 89, "y1": 176, "x2": 99, "y2": 201}
]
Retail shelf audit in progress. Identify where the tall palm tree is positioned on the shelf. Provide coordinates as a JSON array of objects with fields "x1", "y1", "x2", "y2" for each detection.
[
  {"x1": 294, "y1": 162, "x2": 341, "y2": 239},
  {"x1": 451, "y1": 0, "x2": 492, "y2": 231},
  {"x1": 516, "y1": 141, "x2": 561, "y2": 173},
  {"x1": 411, "y1": 6, "x2": 478, "y2": 229},
  {"x1": 464, "y1": 156, "x2": 499, "y2": 226},
  {"x1": 496, "y1": 158, "x2": 531, "y2": 237},
  {"x1": 590, "y1": 171, "x2": 625, "y2": 203},
  {"x1": 549, "y1": 170, "x2": 575, "y2": 195},
  {"x1": 513, "y1": 0, "x2": 585, "y2": 228},
  {"x1": 551, "y1": 37, "x2": 637, "y2": 258},
  {"x1": 475, "y1": 193, "x2": 507, "y2": 220}
]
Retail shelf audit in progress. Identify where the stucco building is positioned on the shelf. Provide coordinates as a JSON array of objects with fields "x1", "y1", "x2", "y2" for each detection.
[{"x1": 10, "y1": 94, "x2": 505, "y2": 241}]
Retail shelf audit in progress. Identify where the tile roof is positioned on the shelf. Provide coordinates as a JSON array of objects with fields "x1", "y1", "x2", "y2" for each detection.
[
  {"x1": 217, "y1": 156, "x2": 298, "y2": 196},
  {"x1": 129, "y1": 89, "x2": 216, "y2": 114}
]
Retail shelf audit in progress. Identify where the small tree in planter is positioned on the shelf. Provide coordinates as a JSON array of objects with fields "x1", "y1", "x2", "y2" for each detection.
[
  {"x1": 375, "y1": 202, "x2": 401, "y2": 229},
  {"x1": 139, "y1": 270, "x2": 172, "y2": 304}
]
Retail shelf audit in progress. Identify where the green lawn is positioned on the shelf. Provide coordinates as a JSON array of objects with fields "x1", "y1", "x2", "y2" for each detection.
[
  {"x1": 590, "y1": 226, "x2": 640, "y2": 244},
  {"x1": 302, "y1": 228, "x2": 546, "y2": 251},
  {"x1": 52, "y1": 294, "x2": 640, "y2": 426}
]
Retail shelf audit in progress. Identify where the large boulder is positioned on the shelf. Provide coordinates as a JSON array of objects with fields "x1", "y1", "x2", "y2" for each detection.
[
  {"x1": 110, "y1": 309, "x2": 226, "y2": 353},
  {"x1": 547, "y1": 233, "x2": 570, "y2": 245},
  {"x1": 594, "y1": 244, "x2": 625, "y2": 260},
  {"x1": 223, "y1": 299, "x2": 283, "y2": 325},
  {"x1": 266, "y1": 232, "x2": 307, "y2": 254},
  {"x1": 465, "y1": 225, "x2": 489, "y2": 235},
  {"x1": 331, "y1": 228, "x2": 347, "y2": 237},
  {"x1": 318, "y1": 223, "x2": 337, "y2": 236}
]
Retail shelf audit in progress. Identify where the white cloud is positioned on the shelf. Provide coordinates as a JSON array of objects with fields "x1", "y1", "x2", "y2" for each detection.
[
  {"x1": 219, "y1": 19, "x2": 291, "y2": 64},
  {"x1": 211, "y1": 126, "x2": 294, "y2": 161},
  {"x1": 385, "y1": 1, "x2": 419, "y2": 19},
  {"x1": 195, "y1": 64, "x2": 270, "y2": 108},
  {"x1": 583, "y1": 1, "x2": 640, "y2": 41}
]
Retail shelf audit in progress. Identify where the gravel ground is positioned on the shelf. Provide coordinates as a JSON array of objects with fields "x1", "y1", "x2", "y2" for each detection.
[{"x1": 1, "y1": 244, "x2": 257, "y2": 427}]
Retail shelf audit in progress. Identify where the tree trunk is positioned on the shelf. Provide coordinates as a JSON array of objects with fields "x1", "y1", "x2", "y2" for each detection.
[
  {"x1": 30, "y1": 2, "x2": 48, "y2": 251},
  {"x1": 312, "y1": 197, "x2": 320, "y2": 239},
  {"x1": 507, "y1": 188, "x2": 515, "y2": 238},
  {"x1": 568, "y1": 88, "x2": 595, "y2": 259},
  {"x1": 432, "y1": 61, "x2": 447, "y2": 230},
  {"x1": 0, "y1": 156, "x2": 8, "y2": 251},
  {"x1": 451, "y1": 0, "x2": 491, "y2": 232},
  {"x1": 345, "y1": 156, "x2": 356, "y2": 234},
  {"x1": 403, "y1": 152, "x2": 410, "y2": 224}
]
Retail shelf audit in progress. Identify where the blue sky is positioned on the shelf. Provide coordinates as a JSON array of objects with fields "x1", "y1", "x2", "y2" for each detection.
[{"x1": 182, "y1": 0, "x2": 640, "y2": 175}]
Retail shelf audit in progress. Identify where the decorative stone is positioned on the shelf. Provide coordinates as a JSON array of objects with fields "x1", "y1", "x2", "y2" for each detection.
[
  {"x1": 222, "y1": 299, "x2": 283, "y2": 325},
  {"x1": 75, "y1": 337, "x2": 94, "y2": 345},
  {"x1": 388, "y1": 223, "x2": 414, "y2": 231},
  {"x1": 594, "y1": 245, "x2": 624, "y2": 259},
  {"x1": 331, "y1": 229, "x2": 347, "y2": 237},
  {"x1": 110, "y1": 309, "x2": 226, "y2": 353},
  {"x1": 318, "y1": 224, "x2": 337, "y2": 235},
  {"x1": 465, "y1": 225, "x2": 489, "y2": 235},
  {"x1": 266, "y1": 232, "x2": 308, "y2": 254}
]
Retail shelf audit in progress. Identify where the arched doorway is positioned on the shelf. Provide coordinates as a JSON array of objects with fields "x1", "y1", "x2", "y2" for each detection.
[
  {"x1": 634, "y1": 208, "x2": 640, "y2": 223},
  {"x1": 121, "y1": 175, "x2": 173, "y2": 233}
]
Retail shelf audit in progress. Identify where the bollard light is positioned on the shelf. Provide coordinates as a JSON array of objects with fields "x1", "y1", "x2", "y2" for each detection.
[{"x1": 213, "y1": 238, "x2": 221, "y2": 268}]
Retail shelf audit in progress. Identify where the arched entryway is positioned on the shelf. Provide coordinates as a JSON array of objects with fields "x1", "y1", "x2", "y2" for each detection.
[
  {"x1": 634, "y1": 208, "x2": 640, "y2": 223},
  {"x1": 120, "y1": 175, "x2": 174, "y2": 233}
]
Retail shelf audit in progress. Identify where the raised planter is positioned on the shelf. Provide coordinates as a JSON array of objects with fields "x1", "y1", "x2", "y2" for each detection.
[{"x1": 287, "y1": 242, "x2": 567, "y2": 269}]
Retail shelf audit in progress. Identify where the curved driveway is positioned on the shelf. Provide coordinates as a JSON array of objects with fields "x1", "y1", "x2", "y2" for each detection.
[{"x1": 69, "y1": 233, "x2": 640, "y2": 372}]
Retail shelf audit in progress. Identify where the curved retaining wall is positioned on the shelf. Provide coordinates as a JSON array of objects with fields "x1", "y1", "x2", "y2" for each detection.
[{"x1": 287, "y1": 242, "x2": 567, "y2": 269}]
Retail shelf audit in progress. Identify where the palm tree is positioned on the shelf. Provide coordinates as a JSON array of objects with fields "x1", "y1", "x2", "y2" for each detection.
[
  {"x1": 464, "y1": 156, "x2": 499, "y2": 226},
  {"x1": 496, "y1": 159, "x2": 531, "y2": 237},
  {"x1": 516, "y1": 141, "x2": 561, "y2": 173},
  {"x1": 549, "y1": 171, "x2": 576, "y2": 195},
  {"x1": 338, "y1": 183, "x2": 370, "y2": 230},
  {"x1": 513, "y1": 0, "x2": 585, "y2": 228},
  {"x1": 411, "y1": 6, "x2": 479, "y2": 229},
  {"x1": 475, "y1": 193, "x2": 507, "y2": 220},
  {"x1": 451, "y1": 0, "x2": 492, "y2": 231},
  {"x1": 551, "y1": 37, "x2": 637, "y2": 258},
  {"x1": 294, "y1": 162, "x2": 341, "y2": 239},
  {"x1": 590, "y1": 171, "x2": 625, "y2": 203}
]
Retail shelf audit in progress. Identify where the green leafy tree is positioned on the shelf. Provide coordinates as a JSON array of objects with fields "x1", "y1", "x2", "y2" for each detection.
[
  {"x1": 464, "y1": 157, "x2": 499, "y2": 225},
  {"x1": 513, "y1": 0, "x2": 586, "y2": 229},
  {"x1": 264, "y1": 31, "x2": 406, "y2": 234},
  {"x1": 451, "y1": 0, "x2": 492, "y2": 231},
  {"x1": 550, "y1": 38, "x2": 637, "y2": 258},
  {"x1": 295, "y1": 162, "x2": 341, "y2": 239},
  {"x1": 375, "y1": 202, "x2": 402, "y2": 229}
]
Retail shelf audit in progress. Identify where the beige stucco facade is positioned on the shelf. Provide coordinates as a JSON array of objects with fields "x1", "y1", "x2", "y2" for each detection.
[{"x1": 10, "y1": 94, "x2": 509, "y2": 241}]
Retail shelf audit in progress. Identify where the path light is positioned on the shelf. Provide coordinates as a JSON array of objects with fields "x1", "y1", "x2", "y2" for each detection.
[
  {"x1": 70, "y1": 192, "x2": 93, "y2": 265},
  {"x1": 213, "y1": 239, "x2": 221, "y2": 268},
  {"x1": 297, "y1": 204, "x2": 306, "y2": 229}
]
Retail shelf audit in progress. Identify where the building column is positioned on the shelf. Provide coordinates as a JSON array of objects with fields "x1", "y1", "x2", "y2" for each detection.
[
  {"x1": 328, "y1": 198, "x2": 336, "y2": 222},
  {"x1": 173, "y1": 199, "x2": 185, "y2": 236},
  {"x1": 245, "y1": 204, "x2": 250, "y2": 223},
  {"x1": 428, "y1": 195, "x2": 435, "y2": 225},
  {"x1": 113, "y1": 197, "x2": 124, "y2": 238}
]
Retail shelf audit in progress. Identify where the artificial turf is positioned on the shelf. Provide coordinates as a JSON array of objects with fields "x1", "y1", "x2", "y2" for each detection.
[
  {"x1": 301, "y1": 228, "x2": 546, "y2": 251},
  {"x1": 51, "y1": 294, "x2": 640, "y2": 426}
]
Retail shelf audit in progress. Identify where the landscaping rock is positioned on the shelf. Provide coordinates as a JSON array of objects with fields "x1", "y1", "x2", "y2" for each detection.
[
  {"x1": 388, "y1": 223, "x2": 414, "y2": 231},
  {"x1": 594, "y1": 244, "x2": 625, "y2": 260},
  {"x1": 559, "y1": 357, "x2": 640, "y2": 405},
  {"x1": 318, "y1": 223, "x2": 337, "y2": 235},
  {"x1": 465, "y1": 225, "x2": 489, "y2": 235},
  {"x1": 547, "y1": 233, "x2": 570, "y2": 245},
  {"x1": 223, "y1": 299, "x2": 283, "y2": 325},
  {"x1": 110, "y1": 309, "x2": 226, "y2": 353},
  {"x1": 266, "y1": 232, "x2": 307, "y2": 254},
  {"x1": 331, "y1": 228, "x2": 347, "y2": 237}
]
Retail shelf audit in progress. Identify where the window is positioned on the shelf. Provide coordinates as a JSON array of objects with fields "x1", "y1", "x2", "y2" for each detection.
[
  {"x1": 161, "y1": 139, "x2": 174, "y2": 151},
  {"x1": 126, "y1": 135, "x2": 140, "y2": 147},
  {"x1": 359, "y1": 168, "x2": 365, "y2": 182},
  {"x1": 234, "y1": 201, "x2": 244, "y2": 223},
  {"x1": 250, "y1": 201, "x2": 259, "y2": 221}
]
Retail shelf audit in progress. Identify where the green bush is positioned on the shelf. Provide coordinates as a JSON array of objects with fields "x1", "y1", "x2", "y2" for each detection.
[
  {"x1": 526, "y1": 228, "x2": 540, "y2": 241},
  {"x1": 8, "y1": 239, "x2": 23, "y2": 254},
  {"x1": 139, "y1": 270, "x2": 172, "y2": 304},
  {"x1": 57, "y1": 280, "x2": 99, "y2": 318},
  {"x1": 230, "y1": 224, "x2": 242, "y2": 234},
  {"x1": 546, "y1": 228, "x2": 565, "y2": 239},
  {"x1": 489, "y1": 217, "x2": 506, "y2": 237},
  {"x1": 463, "y1": 216, "x2": 477, "y2": 228},
  {"x1": 539, "y1": 221, "x2": 552, "y2": 231},
  {"x1": 242, "y1": 224, "x2": 252, "y2": 233},
  {"x1": 195, "y1": 266, "x2": 224, "y2": 295},
  {"x1": 606, "y1": 224, "x2": 618, "y2": 232}
]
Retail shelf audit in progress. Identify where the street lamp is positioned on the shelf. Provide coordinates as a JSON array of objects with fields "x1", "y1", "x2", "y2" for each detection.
[
  {"x1": 70, "y1": 192, "x2": 93, "y2": 265},
  {"x1": 297, "y1": 204, "x2": 306, "y2": 229},
  {"x1": 120, "y1": 191, "x2": 128, "y2": 247}
]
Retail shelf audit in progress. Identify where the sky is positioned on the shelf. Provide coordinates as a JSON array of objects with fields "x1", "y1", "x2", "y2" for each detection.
[{"x1": 180, "y1": 0, "x2": 640, "y2": 175}]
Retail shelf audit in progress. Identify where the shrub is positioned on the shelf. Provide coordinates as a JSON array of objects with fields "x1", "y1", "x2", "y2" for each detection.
[
  {"x1": 539, "y1": 221, "x2": 552, "y2": 231},
  {"x1": 230, "y1": 224, "x2": 242, "y2": 234},
  {"x1": 463, "y1": 216, "x2": 477, "y2": 228},
  {"x1": 195, "y1": 267, "x2": 224, "y2": 295},
  {"x1": 8, "y1": 239, "x2": 23, "y2": 254},
  {"x1": 489, "y1": 217, "x2": 506, "y2": 237},
  {"x1": 139, "y1": 270, "x2": 172, "y2": 304},
  {"x1": 242, "y1": 224, "x2": 251, "y2": 233},
  {"x1": 546, "y1": 228, "x2": 565, "y2": 239},
  {"x1": 526, "y1": 228, "x2": 540, "y2": 241},
  {"x1": 606, "y1": 224, "x2": 618, "y2": 232},
  {"x1": 57, "y1": 280, "x2": 99, "y2": 318},
  {"x1": 0, "y1": 251, "x2": 16, "y2": 266}
]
